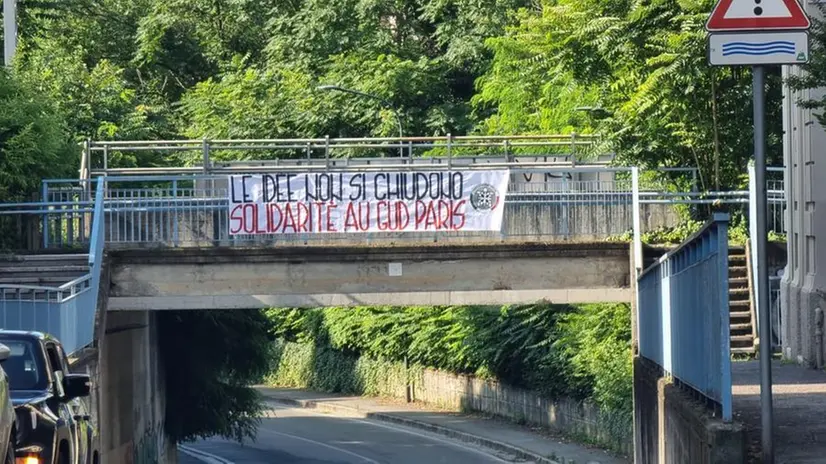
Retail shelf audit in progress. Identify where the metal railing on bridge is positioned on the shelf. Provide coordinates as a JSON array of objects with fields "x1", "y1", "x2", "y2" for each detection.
[
  {"x1": 637, "y1": 213, "x2": 732, "y2": 420},
  {"x1": 38, "y1": 168, "x2": 660, "y2": 248},
  {"x1": 80, "y1": 135, "x2": 607, "y2": 177},
  {"x1": 0, "y1": 181, "x2": 106, "y2": 355},
  {"x1": 0, "y1": 164, "x2": 785, "y2": 253}
]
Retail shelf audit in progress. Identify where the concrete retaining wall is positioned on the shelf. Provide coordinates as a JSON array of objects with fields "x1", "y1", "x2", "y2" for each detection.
[
  {"x1": 411, "y1": 368, "x2": 633, "y2": 456},
  {"x1": 633, "y1": 357, "x2": 744, "y2": 464}
]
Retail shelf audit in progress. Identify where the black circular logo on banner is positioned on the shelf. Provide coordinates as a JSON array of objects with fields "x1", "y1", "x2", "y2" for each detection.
[{"x1": 470, "y1": 184, "x2": 499, "y2": 211}]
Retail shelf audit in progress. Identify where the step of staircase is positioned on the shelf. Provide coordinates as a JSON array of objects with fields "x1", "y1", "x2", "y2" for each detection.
[
  {"x1": 729, "y1": 266, "x2": 748, "y2": 278},
  {"x1": 729, "y1": 287, "x2": 750, "y2": 300},
  {"x1": 730, "y1": 322, "x2": 753, "y2": 334},
  {"x1": 728, "y1": 248, "x2": 756, "y2": 356},
  {"x1": 731, "y1": 346, "x2": 756, "y2": 355},
  {"x1": 729, "y1": 255, "x2": 747, "y2": 266},
  {"x1": 0, "y1": 254, "x2": 90, "y2": 288},
  {"x1": 0, "y1": 265, "x2": 89, "y2": 273},
  {"x1": 729, "y1": 300, "x2": 750, "y2": 309},
  {"x1": 731, "y1": 334, "x2": 754, "y2": 348}
]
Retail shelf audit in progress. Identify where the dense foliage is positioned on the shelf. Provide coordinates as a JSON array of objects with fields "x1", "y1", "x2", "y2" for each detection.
[
  {"x1": 789, "y1": 8, "x2": 826, "y2": 125},
  {"x1": 3, "y1": 0, "x2": 798, "y2": 185},
  {"x1": 0, "y1": 67, "x2": 75, "y2": 201},
  {"x1": 7, "y1": 0, "x2": 528, "y2": 149},
  {"x1": 266, "y1": 303, "x2": 633, "y2": 413},
  {"x1": 268, "y1": 340, "x2": 414, "y2": 398},
  {"x1": 476, "y1": 0, "x2": 784, "y2": 190},
  {"x1": 158, "y1": 310, "x2": 274, "y2": 443}
]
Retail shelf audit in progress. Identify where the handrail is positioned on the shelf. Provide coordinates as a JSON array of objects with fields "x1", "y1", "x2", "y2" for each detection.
[
  {"x1": 59, "y1": 274, "x2": 92, "y2": 291},
  {"x1": 745, "y1": 239, "x2": 759, "y2": 347},
  {"x1": 82, "y1": 135, "x2": 608, "y2": 177},
  {"x1": 637, "y1": 212, "x2": 732, "y2": 421},
  {"x1": 86, "y1": 135, "x2": 601, "y2": 147},
  {"x1": 639, "y1": 212, "x2": 731, "y2": 280},
  {"x1": 0, "y1": 200, "x2": 95, "y2": 208},
  {"x1": 90, "y1": 162, "x2": 614, "y2": 175},
  {"x1": 88, "y1": 180, "x2": 105, "y2": 269},
  {"x1": 91, "y1": 165, "x2": 636, "y2": 180},
  {"x1": 0, "y1": 284, "x2": 69, "y2": 292}
]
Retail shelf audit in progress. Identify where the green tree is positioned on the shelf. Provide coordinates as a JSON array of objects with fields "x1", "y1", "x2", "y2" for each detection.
[
  {"x1": 159, "y1": 309, "x2": 274, "y2": 443},
  {"x1": 555, "y1": 303, "x2": 632, "y2": 411},
  {"x1": 787, "y1": 10, "x2": 826, "y2": 125},
  {"x1": 0, "y1": 67, "x2": 75, "y2": 201},
  {"x1": 178, "y1": 0, "x2": 529, "y2": 142},
  {"x1": 476, "y1": 0, "x2": 783, "y2": 189}
]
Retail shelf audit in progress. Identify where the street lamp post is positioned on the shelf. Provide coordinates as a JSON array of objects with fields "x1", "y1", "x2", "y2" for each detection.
[
  {"x1": 3, "y1": 0, "x2": 17, "y2": 66},
  {"x1": 317, "y1": 84, "x2": 404, "y2": 157}
]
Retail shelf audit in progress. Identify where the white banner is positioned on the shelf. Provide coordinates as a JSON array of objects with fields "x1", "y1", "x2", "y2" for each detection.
[{"x1": 228, "y1": 170, "x2": 509, "y2": 235}]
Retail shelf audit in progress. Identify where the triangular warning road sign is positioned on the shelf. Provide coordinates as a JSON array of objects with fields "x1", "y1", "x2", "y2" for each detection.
[{"x1": 706, "y1": 0, "x2": 810, "y2": 31}]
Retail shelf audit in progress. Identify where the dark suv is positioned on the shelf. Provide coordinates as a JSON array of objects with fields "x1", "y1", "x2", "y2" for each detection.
[{"x1": 0, "y1": 331, "x2": 99, "y2": 464}]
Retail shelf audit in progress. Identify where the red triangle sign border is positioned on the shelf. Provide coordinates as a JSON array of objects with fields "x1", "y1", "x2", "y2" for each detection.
[{"x1": 706, "y1": 0, "x2": 810, "y2": 31}]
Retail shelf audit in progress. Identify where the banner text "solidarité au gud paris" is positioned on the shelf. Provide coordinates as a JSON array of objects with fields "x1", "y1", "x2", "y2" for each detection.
[{"x1": 227, "y1": 171, "x2": 509, "y2": 235}]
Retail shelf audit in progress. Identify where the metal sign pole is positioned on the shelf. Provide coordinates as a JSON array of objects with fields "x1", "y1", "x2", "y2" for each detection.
[
  {"x1": 753, "y1": 64, "x2": 774, "y2": 464},
  {"x1": 706, "y1": 0, "x2": 808, "y2": 460}
]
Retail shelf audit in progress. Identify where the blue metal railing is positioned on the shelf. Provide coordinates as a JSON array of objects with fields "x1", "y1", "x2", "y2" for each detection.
[
  {"x1": 22, "y1": 168, "x2": 758, "y2": 249},
  {"x1": 25, "y1": 170, "x2": 651, "y2": 246},
  {"x1": 637, "y1": 212, "x2": 732, "y2": 420},
  {"x1": 0, "y1": 167, "x2": 783, "y2": 251},
  {"x1": 0, "y1": 181, "x2": 106, "y2": 354}
]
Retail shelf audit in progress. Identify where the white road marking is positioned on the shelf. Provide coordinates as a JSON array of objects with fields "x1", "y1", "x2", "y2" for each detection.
[
  {"x1": 256, "y1": 428, "x2": 382, "y2": 464},
  {"x1": 178, "y1": 444, "x2": 235, "y2": 464},
  {"x1": 349, "y1": 417, "x2": 515, "y2": 463},
  {"x1": 265, "y1": 404, "x2": 514, "y2": 463}
]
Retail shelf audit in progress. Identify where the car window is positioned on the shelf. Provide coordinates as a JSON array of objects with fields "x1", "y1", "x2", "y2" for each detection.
[{"x1": 0, "y1": 340, "x2": 48, "y2": 391}]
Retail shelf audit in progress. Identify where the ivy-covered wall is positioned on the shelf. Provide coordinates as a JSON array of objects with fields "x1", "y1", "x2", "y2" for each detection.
[{"x1": 265, "y1": 303, "x2": 633, "y2": 454}]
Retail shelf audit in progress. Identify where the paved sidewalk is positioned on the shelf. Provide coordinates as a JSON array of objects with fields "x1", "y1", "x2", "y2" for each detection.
[
  {"x1": 732, "y1": 360, "x2": 826, "y2": 464},
  {"x1": 256, "y1": 386, "x2": 628, "y2": 464}
]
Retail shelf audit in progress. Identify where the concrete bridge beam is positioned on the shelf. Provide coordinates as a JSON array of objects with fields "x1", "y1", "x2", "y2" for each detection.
[{"x1": 105, "y1": 243, "x2": 633, "y2": 311}]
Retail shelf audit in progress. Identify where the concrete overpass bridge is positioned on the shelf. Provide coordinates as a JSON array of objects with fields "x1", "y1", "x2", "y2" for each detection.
[{"x1": 0, "y1": 136, "x2": 788, "y2": 463}]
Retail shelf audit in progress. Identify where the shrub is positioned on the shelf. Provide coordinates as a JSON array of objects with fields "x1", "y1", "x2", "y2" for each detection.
[{"x1": 265, "y1": 302, "x2": 632, "y2": 411}]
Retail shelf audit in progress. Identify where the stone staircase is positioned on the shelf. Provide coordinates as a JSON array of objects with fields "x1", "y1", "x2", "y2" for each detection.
[
  {"x1": 0, "y1": 253, "x2": 90, "y2": 288},
  {"x1": 729, "y1": 246, "x2": 756, "y2": 356}
]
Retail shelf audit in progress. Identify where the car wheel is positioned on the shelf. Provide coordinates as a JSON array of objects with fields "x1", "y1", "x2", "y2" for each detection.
[{"x1": 4, "y1": 439, "x2": 13, "y2": 464}]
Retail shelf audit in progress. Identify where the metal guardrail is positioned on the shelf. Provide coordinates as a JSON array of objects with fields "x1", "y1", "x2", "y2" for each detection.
[
  {"x1": 0, "y1": 165, "x2": 784, "y2": 250},
  {"x1": 45, "y1": 168, "x2": 717, "y2": 241},
  {"x1": 637, "y1": 212, "x2": 732, "y2": 421},
  {"x1": 81, "y1": 135, "x2": 608, "y2": 176},
  {"x1": 42, "y1": 168, "x2": 651, "y2": 247}
]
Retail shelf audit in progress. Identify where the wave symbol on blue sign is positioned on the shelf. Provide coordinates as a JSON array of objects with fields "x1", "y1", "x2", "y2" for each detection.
[{"x1": 722, "y1": 40, "x2": 796, "y2": 56}]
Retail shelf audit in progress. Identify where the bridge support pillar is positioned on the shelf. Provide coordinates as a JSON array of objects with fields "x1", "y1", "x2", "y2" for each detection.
[
  {"x1": 98, "y1": 310, "x2": 176, "y2": 463},
  {"x1": 781, "y1": 1, "x2": 826, "y2": 368}
]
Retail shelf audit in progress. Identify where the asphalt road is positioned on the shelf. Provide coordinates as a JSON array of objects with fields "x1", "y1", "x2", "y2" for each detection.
[{"x1": 178, "y1": 405, "x2": 518, "y2": 464}]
